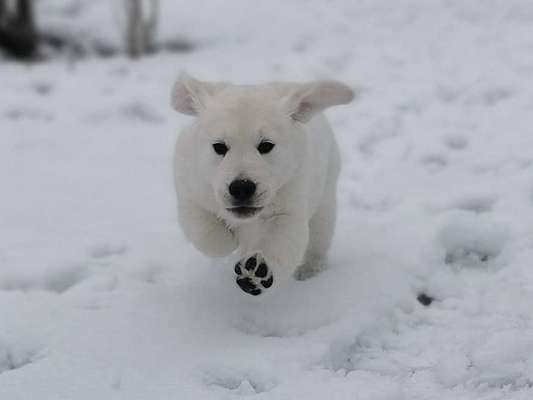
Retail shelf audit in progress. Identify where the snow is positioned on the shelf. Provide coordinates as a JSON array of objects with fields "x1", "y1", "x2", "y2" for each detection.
[{"x1": 1, "y1": 0, "x2": 533, "y2": 398}]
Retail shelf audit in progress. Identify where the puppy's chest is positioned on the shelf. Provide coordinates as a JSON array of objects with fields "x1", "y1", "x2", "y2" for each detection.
[{"x1": 233, "y1": 222, "x2": 265, "y2": 253}]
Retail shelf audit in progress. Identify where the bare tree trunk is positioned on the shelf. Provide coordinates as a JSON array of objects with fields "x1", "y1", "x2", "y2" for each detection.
[
  {"x1": 0, "y1": 0, "x2": 38, "y2": 59},
  {"x1": 143, "y1": 0, "x2": 158, "y2": 53},
  {"x1": 0, "y1": 1, "x2": 5, "y2": 21},
  {"x1": 126, "y1": 0, "x2": 143, "y2": 58},
  {"x1": 17, "y1": 0, "x2": 34, "y2": 26},
  {"x1": 123, "y1": 0, "x2": 158, "y2": 58}
]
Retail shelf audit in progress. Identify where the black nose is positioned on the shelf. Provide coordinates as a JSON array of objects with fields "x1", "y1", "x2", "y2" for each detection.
[{"x1": 229, "y1": 179, "x2": 256, "y2": 203}]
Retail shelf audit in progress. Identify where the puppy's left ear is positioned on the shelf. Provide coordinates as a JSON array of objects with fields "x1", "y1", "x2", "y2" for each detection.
[
  {"x1": 170, "y1": 73, "x2": 224, "y2": 116},
  {"x1": 286, "y1": 81, "x2": 355, "y2": 123}
]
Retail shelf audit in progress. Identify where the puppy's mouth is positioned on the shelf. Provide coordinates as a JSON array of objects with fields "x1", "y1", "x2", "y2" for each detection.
[{"x1": 226, "y1": 206, "x2": 263, "y2": 218}]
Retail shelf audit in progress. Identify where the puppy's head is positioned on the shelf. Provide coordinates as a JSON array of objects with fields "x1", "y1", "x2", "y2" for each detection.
[{"x1": 171, "y1": 73, "x2": 353, "y2": 223}]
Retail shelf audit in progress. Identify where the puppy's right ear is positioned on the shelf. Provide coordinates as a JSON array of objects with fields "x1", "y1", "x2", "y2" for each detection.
[{"x1": 170, "y1": 73, "x2": 222, "y2": 115}]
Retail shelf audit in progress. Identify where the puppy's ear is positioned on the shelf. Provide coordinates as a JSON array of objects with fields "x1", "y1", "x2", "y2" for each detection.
[
  {"x1": 170, "y1": 73, "x2": 223, "y2": 115},
  {"x1": 286, "y1": 81, "x2": 354, "y2": 123}
]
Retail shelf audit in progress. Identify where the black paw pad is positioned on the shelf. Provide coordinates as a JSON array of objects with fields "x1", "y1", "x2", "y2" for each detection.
[
  {"x1": 261, "y1": 275, "x2": 273, "y2": 288},
  {"x1": 245, "y1": 257, "x2": 257, "y2": 271},
  {"x1": 237, "y1": 277, "x2": 256, "y2": 293},
  {"x1": 234, "y1": 254, "x2": 273, "y2": 296},
  {"x1": 255, "y1": 263, "x2": 268, "y2": 278},
  {"x1": 234, "y1": 263, "x2": 242, "y2": 275}
]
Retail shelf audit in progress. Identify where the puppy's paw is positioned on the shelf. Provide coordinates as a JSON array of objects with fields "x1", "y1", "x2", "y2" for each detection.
[{"x1": 234, "y1": 254, "x2": 273, "y2": 296}]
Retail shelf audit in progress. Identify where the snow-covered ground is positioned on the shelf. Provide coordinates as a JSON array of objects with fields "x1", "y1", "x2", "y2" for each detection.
[{"x1": 2, "y1": 0, "x2": 533, "y2": 398}]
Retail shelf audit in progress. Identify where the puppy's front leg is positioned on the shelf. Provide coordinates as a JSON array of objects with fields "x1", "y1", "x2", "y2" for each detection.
[
  {"x1": 178, "y1": 199, "x2": 237, "y2": 257},
  {"x1": 262, "y1": 215, "x2": 309, "y2": 281},
  {"x1": 234, "y1": 215, "x2": 309, "y2": 295}
]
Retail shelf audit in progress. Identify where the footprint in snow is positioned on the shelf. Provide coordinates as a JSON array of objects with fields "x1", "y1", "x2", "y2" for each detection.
[{"x1": 438, "y1": 216, "x2": 508, "y2": 268}]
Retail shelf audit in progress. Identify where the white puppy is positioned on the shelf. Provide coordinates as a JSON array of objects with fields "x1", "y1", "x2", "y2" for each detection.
[{"x1": 171, "y1": 74, "x2": 353, "y2": 295}]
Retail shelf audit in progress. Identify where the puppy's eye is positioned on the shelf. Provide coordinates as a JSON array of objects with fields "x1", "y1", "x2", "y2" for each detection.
[
  {"x1": 212, "y1": 142, "x2": 229, "y2": 156},
  {"x1": 257, "y1": 141, "x2": 275, "y2": 154}
]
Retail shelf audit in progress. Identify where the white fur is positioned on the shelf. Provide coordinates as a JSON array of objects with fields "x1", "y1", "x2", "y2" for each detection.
[{"x1": 171, "y1": 73, "x2": 354, "y2": 288}]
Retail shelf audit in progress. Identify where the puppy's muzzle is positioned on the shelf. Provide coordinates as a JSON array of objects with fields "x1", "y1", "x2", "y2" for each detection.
[{"x1": 227, "y1": 179, "x2": 263, "y2": 218}]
